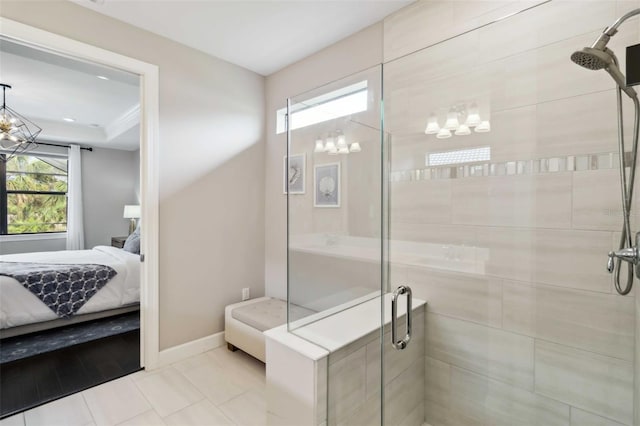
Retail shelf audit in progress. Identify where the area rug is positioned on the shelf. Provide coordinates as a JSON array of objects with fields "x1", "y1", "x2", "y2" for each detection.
[{"x1": 0, "y1": 311, "x2": 140, "y2": 364}]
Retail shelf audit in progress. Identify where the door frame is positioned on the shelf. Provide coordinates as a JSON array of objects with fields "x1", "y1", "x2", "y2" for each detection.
[{"x1": 0, "y1": 17, "x2": 161, "y2": 369}]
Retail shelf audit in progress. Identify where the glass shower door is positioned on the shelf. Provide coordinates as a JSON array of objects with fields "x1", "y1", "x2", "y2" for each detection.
[
  {"x1": 383, "y1": 1, "x2": 637, "y2": 425},
  {"x1": 286, "y1": 65, "x2": 386, "y2": 425}
]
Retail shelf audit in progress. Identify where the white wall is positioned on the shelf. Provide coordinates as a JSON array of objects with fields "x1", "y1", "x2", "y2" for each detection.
[
  {"x1": 0, "y1": 0, "x2": 266, "y2": 350},
  {"x1": 82, "y1": 147, "x2": 138, "y2": 248}
]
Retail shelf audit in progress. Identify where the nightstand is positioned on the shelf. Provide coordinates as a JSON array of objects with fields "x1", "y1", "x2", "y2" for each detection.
[{"x1": 111, "y1": 236, "x2": 128, "y2": 248}]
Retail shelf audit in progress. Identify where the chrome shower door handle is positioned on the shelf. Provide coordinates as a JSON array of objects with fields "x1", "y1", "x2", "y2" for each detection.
[{"x1": 391, "y1": 285, "x2": 412, "y2": 350}]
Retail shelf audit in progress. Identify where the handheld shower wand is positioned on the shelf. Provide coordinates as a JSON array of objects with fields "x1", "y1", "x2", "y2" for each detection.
[{"x1": 571, "y1": 8, "x2": 640, "y2": 295}]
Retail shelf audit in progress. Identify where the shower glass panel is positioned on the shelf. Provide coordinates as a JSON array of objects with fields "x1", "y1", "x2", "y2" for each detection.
[
  {"x1": 286, "y1": 65, "x2": 386, "y2": 425},
  {"x1": 286, "y1": 65, "x2": 384, "y2": 328},
  {"x1": 384, "y1": 1, "x2": 638, "y2": 425}
]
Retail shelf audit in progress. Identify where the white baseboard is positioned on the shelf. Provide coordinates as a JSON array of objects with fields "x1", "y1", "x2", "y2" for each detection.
[{"x1": 155, "y1": 331, "x2": 226, "y2": 368}]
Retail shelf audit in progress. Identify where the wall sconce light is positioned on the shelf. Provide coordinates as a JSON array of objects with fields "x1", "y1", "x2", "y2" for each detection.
[
  {"x1": 426, "y1": 101, "x2": 490, "y2": 139},
  {"x1": 314, "y1": 132, "x2": 362, "y2": 154}
]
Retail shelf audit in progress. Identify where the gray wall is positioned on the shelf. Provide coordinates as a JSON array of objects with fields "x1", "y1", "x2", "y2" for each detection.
[
  {"x1": 0, "y1": 0, "x2": 266, "y2": 350},
  {"x1": 0, "y1": 236, "x2": 65, "y2": 255},
  {"x1": 82, "y1": 147, "x2": 138, "y2": 248}
]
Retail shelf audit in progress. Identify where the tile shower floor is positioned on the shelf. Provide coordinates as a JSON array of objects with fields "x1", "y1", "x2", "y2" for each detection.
[{"x1": 0, "y1": 347, "x2": 267, "y2": 426}]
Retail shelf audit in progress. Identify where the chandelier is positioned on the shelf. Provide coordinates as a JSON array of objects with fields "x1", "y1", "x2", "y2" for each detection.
[{"x1": 0, "y1": 84, "x2": 41, "y2": 161}]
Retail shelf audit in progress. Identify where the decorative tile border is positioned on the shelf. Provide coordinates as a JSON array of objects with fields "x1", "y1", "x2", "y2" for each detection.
[{"x1": 390, "y1": 152, "x2": 631, "y2": 182}]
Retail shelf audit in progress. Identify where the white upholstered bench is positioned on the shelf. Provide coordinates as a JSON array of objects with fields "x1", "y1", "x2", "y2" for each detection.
[{"x1": 224, "y1": 297, "x2": 314, "y2": 362}]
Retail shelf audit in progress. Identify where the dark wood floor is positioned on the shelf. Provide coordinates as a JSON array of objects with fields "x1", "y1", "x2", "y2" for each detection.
[{"x1": 0, "y1": 330, "x2": 141, "y2": 418}]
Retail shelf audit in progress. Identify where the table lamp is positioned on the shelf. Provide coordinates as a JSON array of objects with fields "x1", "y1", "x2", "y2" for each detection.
[{"x1": 123, "y1": 205, "x2": 141, "y2": 235}]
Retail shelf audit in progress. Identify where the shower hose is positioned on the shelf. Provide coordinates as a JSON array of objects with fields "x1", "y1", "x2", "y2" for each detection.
[{"x1": 614, "y1": 88, "x2": 640, "y2": 295}]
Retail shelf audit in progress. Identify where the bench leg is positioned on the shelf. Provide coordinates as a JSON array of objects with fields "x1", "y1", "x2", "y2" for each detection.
[{"x1": 227, "y1": 342, "x2": 238, "y2": 352}]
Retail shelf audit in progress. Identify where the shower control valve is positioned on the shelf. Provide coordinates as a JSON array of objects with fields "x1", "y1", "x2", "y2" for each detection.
[{"x1": 607, "y1": 232, "x2": 640, "y2": 272}]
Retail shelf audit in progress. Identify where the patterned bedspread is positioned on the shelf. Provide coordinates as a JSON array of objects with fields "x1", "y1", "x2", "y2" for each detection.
[{"x1": 0, "y1": 262, "x2": 117, "y2": 318}]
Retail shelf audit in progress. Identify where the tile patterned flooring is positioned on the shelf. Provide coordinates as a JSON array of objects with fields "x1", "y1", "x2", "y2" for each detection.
[{"x1": 0, "y1": 347, "x2": 266, "y2": 426}]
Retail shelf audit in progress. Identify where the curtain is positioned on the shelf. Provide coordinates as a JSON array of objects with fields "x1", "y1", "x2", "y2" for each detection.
[{"x1": 66, "y1": 144, "x2": 85, "y2": 250}]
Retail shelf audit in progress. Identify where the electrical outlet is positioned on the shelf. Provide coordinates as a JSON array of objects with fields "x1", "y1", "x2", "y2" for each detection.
[{"x1": 242, "y1": 288, "x2": 250, "y2": 301}]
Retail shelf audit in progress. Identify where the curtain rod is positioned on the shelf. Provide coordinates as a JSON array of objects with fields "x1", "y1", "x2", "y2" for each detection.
[{"x1": 37, "y1": 141, "x2": 93, "y2": 152}]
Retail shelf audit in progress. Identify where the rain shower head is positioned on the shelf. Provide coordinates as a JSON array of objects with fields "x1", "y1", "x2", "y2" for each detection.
[{"x1": 570, "y1": 47, "x2": 611, "y2": 70}]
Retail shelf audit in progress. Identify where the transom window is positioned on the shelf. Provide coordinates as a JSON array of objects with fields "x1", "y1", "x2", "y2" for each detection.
[
  {"x1": 0, "y1": 154, "x2": 68, "y2": 235},
  {"x1": 276, "y1": 80, "x2": 368, "y2": 134}
]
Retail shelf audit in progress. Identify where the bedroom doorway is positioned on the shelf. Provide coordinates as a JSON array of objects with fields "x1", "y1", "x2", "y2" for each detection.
[{"x1": 0, "y1": 18, "x2": 159, "y2": 416}]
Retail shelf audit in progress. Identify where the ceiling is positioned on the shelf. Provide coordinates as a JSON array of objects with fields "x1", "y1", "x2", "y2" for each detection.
[
  {"x1": 0, "y1": 38, "x2": 140, "y2": 150},
  {"x1": 71, "y1": 0, "x2": 413, "y2": 76}
]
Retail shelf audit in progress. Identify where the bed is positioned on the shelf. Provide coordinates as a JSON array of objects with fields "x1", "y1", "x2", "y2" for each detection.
[{"x1": 0, "y1": 245, "x2": 140, "y2": 338}]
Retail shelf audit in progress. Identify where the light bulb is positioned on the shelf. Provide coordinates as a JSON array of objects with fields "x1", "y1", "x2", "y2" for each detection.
[
  {"x1": 444, "y1": 110, "x2": 460, "y2": 130},
  {"x1": 314, "y1": 139, "x2": 325, "y2": 153},
  {"x1": 436, "y1": 128, "x2": 452, "y2": 139},
  {"x1": 455, "y1": 124, "x2": 471, "y2": 136},
  {"x1": 475, "y1": 121, "x2": 491, "y2": 133},
  {"x1": 324, "y1": 137, "x2": 336, "y2": 152},
  {"x1": 349, "y1": 142, "x2": 361, "y2": 152}
]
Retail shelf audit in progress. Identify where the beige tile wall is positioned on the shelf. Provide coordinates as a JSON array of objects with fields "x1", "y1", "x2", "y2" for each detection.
[
  {"x1": 384, "y1": 1, "x2": 640, "y2": 425},
  {"x1": 326, "y1": 307, "x2": 426, "y2": 426}
]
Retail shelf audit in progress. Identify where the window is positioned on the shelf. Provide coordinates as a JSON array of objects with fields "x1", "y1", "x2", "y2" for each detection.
[
  {"x1": 426, "y1": 147, "x2": 491, "y2": 167},
  {"x1": 0, "y1": 154, "x2": 68, "y2": 235},
  {"x1": 276, "y1": 80, "x2": 368, "y2": 134}
]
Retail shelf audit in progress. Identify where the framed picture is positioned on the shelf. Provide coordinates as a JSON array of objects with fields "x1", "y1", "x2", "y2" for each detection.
[
  {"x1": 283, "y1": 154, "x2": 306, "y2": 194},
  {"x1": 314, "y1": 162, "x2": 340, "y2": 208}
]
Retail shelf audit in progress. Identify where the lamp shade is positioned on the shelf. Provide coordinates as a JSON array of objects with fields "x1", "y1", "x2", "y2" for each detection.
[
  {"x1": 336, "y1": 134, "x2": 347, "y2": 149},
  {"x1": 324, "y1": 137, "x2": 336, "y2": 152},
  {"x1": 349, "y1": 142, "x2": 361, "y2": 152},
  {"x1": 465, "y1": 112, "x2": 482, "y2": 127},
  {"x1": 123, "y1": 205, "x2": 141, "y2": 219},
  {"x1": 424, "y1": 121, "x2": 440, "y2": 135},
  {"x1": 314, "y1": 139, "x2": 324, "y2": 153},
  {"x1": 444, "y1": 110, "x2": 460, "y2": 130},
  {"x1": 465, "y1": 102, "x2": 482, "y2": 127},
  {"x1": 425, "y1": 113, "x2": 440, "y2": 134},
  {"x1": 475, "y1": 121, "x2": 491, "y2": 133},
  {"x1": 455, "y1": 124, "x2": 471, "y2": 136},
  {"x1": 436, "y1": 128, "x2": 452, "y2": 139}
]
